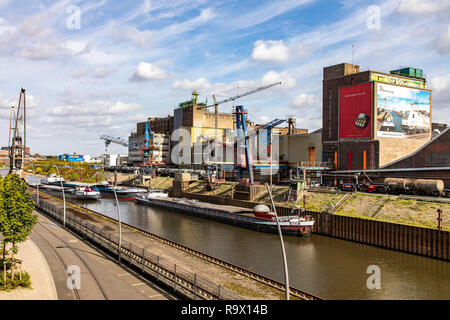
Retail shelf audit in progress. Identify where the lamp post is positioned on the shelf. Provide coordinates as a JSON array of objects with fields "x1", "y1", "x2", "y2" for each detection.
[
  {"x1": 112, "y1": 184, "x2": 122, "y2": 263},
  {"x1": 265, "y1": 183, "x2": 290, "y2": 300},
  {"x1": 31, "y1": 164, "x2": 39, "y2": 205},
  {"x1": 54, "y1": 165, "x2": 66, "y2": 228}
]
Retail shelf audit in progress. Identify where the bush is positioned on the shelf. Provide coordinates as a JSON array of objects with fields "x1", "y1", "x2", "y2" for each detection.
[{"x1": 0, "y1": 271, "x2": 32, "y2": 291}]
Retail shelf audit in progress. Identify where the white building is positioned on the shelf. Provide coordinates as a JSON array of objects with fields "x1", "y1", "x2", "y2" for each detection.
[{"x1": 102, "y1": 154, "x2": 128, "y2": 167}]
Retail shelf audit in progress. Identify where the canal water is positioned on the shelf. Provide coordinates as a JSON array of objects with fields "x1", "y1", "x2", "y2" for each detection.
[
  {"x1": 76, "y1": 198, "x2": 450, "y2": 300},
  {"x1": 5, "y1": 170, "x2": 450, "y2": 299}
]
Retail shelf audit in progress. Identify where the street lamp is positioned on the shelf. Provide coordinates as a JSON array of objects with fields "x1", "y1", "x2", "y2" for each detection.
[
  {"x1": 112, "y1": 184, "x2": 122, "y2": 263},
  {"x1": 265, "y1": 183, "x2": 290, "y2": 300},
  {"x1": 53, "y1": 164, "x2": 66, "y2": 228},
  {"x1": 31, "y1": 164, "x2": 39, "y2": 205}
]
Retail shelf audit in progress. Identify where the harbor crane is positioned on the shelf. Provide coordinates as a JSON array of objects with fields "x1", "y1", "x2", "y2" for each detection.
[
  {"x1": 8, "y1": 88, "x2": 27, "y2": 175},
  {"x1": 234, "y1": 109, "x2": 286, "y2": 185},
  {"x1": 197, "y1": 81, "x2": 281, "y2": 178},
  {"x1": 100, "y1": 121, "x2": 154, "y2": 176}
]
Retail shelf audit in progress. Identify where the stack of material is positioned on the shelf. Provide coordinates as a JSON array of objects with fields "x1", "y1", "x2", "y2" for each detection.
[{"x1": 234, "y1": 183, "x2": 265, "y2": 201}]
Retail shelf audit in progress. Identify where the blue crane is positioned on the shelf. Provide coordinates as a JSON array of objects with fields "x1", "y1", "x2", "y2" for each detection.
[{"x1": 235, "y1": 105, "x2": 286, "y2": 185}]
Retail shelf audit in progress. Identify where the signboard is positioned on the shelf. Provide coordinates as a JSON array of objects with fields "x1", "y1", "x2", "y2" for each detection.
[
  {"x1": 339, "y1": 83, "x2": 372, "y2": 138},
  {"x1": 371, "y1": 72, "x2": 426, "y2": 89},
  {"x1": 375, "y1": 82, "x2": 431, "y2": 138}
]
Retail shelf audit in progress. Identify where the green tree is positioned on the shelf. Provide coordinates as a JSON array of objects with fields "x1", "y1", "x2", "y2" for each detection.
[{"x1": 0, "y1": 174, "x2": 37, "y2": 279}]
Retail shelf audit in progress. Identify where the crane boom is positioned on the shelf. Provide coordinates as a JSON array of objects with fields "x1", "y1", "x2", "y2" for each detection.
[{"x1": 201, "y1": 81, "x2": 281, "y2": 109}]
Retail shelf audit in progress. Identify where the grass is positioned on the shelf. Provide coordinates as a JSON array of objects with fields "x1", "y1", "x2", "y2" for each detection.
[{"x1": 0, "y1": 271, "x2": 32, "y2": 291}]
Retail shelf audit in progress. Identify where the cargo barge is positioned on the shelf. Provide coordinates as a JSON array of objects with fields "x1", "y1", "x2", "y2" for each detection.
[
  {"x1": 90, "y1": 184, "x2": 148, "y2": 200},
  {"x1": 135, "y1": 196, "x2": 314, "y2": 237}
]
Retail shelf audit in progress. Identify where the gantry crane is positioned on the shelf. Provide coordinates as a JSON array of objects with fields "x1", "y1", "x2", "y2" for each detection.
[
  {"x1": 234, "y1": 110, "x2": 286, "y2": 184},
  {"x1": 9, "y1": 88, "x2": 27, "y2": 175}
]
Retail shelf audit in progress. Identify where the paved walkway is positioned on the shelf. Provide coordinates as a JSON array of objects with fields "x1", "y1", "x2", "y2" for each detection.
[
  {"x1": 2, "y1": 211, "x2": 175, "y2": 300},
  {"x1": 0, "y1": 239, "x2": 57, "y2": 300}
]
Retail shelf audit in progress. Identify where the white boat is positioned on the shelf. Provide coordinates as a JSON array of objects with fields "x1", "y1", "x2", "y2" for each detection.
[
  {"x1": 253, "y1": 215, "x2": 315, "y2": 236},
  {"x1": 137, "y1": 189, "x2": 169, "y2": 200},
  {"x1": 71, "y1": 187, "x2": 101, "y2": 200},
  {"x1": 43, "y1": 173, "x2": 64, "y2": 184}
]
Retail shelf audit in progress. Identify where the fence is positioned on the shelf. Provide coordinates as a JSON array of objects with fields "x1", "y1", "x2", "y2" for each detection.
[{"x1": 31, "y1": 194, "x2": 242, "y2": 300}]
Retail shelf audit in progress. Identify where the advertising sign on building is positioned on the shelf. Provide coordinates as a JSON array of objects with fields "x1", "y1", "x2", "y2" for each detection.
[
  {"x1": 375, "y1": 82, "x2": 431, "y2": 138},
  {"x1": 339, "y1": 83, "x2": 372, "y2": 138},
  {"x1": 371, "y1": 72, "x2": 426, "y2": 89}
]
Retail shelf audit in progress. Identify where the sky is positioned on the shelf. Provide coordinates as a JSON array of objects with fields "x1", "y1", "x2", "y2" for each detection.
[{"x1": 0, "y1": 0, "x2": 449, "y2": 156}]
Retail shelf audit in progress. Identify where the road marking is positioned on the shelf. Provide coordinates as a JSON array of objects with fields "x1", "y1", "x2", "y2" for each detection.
[
  {"x1": 132, "y1": 283, "x2": 145, "y2": 286},
  {"x1": 69, "y1": 240, "x2": 78, "y2": 243},
  {"x1": 117, "y1": 273, "x2": 130, "y2": 277},
  {"x1": 147, "y1": 294, "x2": 162, "y2": 298}
]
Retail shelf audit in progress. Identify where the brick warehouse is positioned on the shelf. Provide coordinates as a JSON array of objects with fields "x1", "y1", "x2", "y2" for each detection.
[{"x1": 322, "y1": 63, "x2": 449, "y2": 188}]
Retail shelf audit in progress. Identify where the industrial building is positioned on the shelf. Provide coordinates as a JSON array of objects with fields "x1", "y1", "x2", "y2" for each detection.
[
  {"x1": 102, "y1": 154, "x2": 128, "y2": 167},
  {"x1": 120, "y1": 63, "x2": 447, "y2": 188},
  {"x1": 322, "y1": 62, "x2": 449, "y2": 188}
]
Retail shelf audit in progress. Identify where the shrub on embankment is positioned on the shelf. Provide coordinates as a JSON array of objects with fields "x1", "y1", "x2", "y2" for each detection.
[{"x1": 0, "y1": 271, "x2": 32, "y2": 291}]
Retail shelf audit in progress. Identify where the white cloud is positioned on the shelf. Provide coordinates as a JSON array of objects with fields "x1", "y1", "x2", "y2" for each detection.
[
  {"x1": 290, "y1": 93, "x2": 320, "y2": 109},
  {"x1": 171, "y1": 70, "x2": 296, "y2": 99},
  {"x1": 48, "y1": 100, "x2": 141, "y2": 117},
  {"x1": 429, "y1": 74, "x2": 450, "y2": 93},
  {"x1": 71, "y1": 65, "x2": 117, "y2": 79},
  {"x1": 0, "y1": 0, "x2": 10, "y2": 8},
  {"x1": 434, "y1": 26, "x2": 450, "y2": 55},
  {"x1": 20, "y1": 41, "x2": 68, "y2": 60},
  {"x1": 252, "y1": 40, "x2": 290, "y2": 62},
  {"x1": 397, "y1": 0, "x2": 450, "y2": 14},
  {"x1": 113, "y1": 26, "x2": 156, "y2": 48},
  {"x1": 262, "y1": 70, "x2": 296, "y2": 88},
  {"x1": 172, "y1": 77, "x2": 212, "y2": 91},
  {"x1": 131, "y1": 62, "x2": 169, "y2": 81}
]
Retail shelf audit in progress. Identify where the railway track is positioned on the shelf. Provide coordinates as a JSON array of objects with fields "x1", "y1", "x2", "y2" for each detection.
[
  {"x1": 32, "y1": 189, "x2": 323, "y2": 300},
  {"x1": 32, "y1": 220, "x2": 108, "y2": 300}
]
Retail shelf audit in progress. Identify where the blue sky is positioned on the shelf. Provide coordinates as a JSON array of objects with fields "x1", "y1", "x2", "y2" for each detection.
[{"x1": 0, "y1": 0, "x2": 449, "y2": 156}]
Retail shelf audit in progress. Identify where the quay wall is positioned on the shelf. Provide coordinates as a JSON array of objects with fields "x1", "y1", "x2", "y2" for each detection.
[{"x1": 181, "y1": 192, "x2": 450, "y2": 261}]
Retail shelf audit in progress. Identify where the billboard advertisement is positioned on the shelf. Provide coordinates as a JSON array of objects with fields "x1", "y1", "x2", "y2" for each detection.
[
  {"x1": 375, "y1": 82, "x2": 431, "y2": 138},
  {"x1": 339, "y1": 83, "x2": 372, "y2": 138}
]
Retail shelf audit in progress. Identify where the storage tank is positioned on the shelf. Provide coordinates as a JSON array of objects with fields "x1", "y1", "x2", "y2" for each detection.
[
  {"x1": 384, "y1": 178, "x2": 445, "y2": 195},
  {"x1": 384, "y1": 178, "x2": 413, "y2": 191},
  {"x1": 413, "y1": 179, "x2": 445, "y2": 195},
  {"x1": 253, "y1": 204, "x2": 273, "y2": 220}
]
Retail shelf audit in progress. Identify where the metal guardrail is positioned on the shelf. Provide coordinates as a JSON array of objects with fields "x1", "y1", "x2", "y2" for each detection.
[{"x1": 31, "y1": 193, "x2": 241, "y2": 300}]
